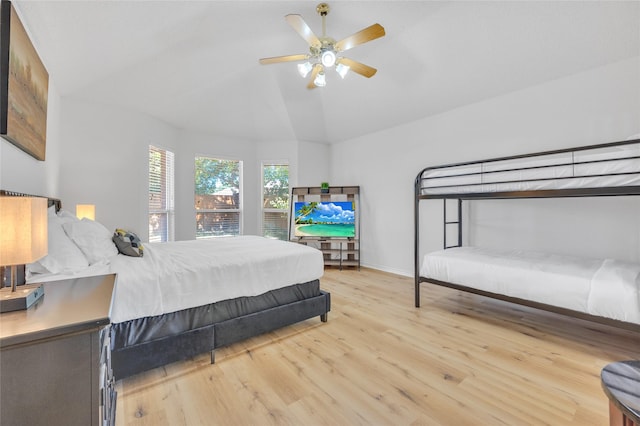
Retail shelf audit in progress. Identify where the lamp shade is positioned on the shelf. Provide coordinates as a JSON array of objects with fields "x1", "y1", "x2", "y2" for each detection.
[
  {"x1": 0, "y1": 197, "x2": 48, "y2": 266},
  {"x1": 76, "y1": 204, "x2": 95, "y2": 220},
  {"x1": 297, "y1": 62, "x2": 312, "y2": 78},
  {"x1": 336, "y1": 63, "x2": 350, "y2": 79},
  {"x1": 314, "y1": 71, "x2": 326, "y2": 87}
]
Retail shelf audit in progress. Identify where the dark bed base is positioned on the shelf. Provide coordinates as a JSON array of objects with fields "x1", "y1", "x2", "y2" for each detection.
[
  {"x1": 111, "y1": 290, "x2": 330, "y2": 380},
  {"x1": 418, "y1": 277, "x2": 640, "y2": 332}
]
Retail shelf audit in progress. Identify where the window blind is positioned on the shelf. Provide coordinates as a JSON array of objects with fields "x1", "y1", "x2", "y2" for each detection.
[{"x1": 149, "y1": 145, "x2": 175, "y2": 242}]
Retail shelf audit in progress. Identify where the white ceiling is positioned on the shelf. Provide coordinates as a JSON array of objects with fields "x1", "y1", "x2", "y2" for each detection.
[{"x1": 15, "y1": 1, "x2": 640, "y2": 144}]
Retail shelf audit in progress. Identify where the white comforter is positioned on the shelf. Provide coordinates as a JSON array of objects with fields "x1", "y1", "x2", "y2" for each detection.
[
  {"x1": 30, "y1": 236, "x2": 324, "y2": 323},
  {"x1": 421, "y1": 246, "x2": 640, "y2": 324}
]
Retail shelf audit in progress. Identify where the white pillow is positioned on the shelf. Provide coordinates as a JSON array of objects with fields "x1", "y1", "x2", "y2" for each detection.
[
  {"x1": 62, "y1": 218, "x2": 118, "y2": 265},
  {"x1": 31, "y1": 215, "x2": 90, "y2": 274},
  {"x1": 26, "y1": 260, "x2": 50, "y2": 275},
  {"x1": 57, "y1": 209, "x2": 79, "y2": 223}
]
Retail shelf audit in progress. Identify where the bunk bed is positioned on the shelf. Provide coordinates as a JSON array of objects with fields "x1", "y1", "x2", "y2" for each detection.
[{"x1": 414, "y1": 138, "x2": 640, "y2": 331}]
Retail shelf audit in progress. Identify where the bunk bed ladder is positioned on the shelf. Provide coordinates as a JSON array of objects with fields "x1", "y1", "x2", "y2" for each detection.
[
  {"x1": 414, "y1": 181, "x2": 423, "y2": 307},
  {"x1": 443, "y1": 199, "x2": 462, "y2": 249},
  {"x1": 413, "y1": 193, "x2": 464, "y2": 308}
]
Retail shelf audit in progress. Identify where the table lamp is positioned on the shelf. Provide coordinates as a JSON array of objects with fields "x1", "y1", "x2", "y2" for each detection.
[
  {"x1": 0, "y1": 197, "x2": 48, "y2": 313},
  {"x1": 76, "y1": 204, "x2": 95, "y2": 220}
]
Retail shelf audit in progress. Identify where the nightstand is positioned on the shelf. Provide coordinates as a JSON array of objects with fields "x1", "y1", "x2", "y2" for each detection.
[{"x1": 0, "y1": 274, "x2": 116, "y2": 426}]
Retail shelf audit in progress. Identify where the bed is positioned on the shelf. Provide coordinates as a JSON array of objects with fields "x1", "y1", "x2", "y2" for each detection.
[
  {"x1": 1, "y1": 190, "x2": 330, "y2": 380},
  {"x1": 414, "y1": 138, "x2": 640, "y2": 330}
]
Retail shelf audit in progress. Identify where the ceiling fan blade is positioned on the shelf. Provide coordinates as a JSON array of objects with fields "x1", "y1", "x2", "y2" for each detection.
[
  {"x1": 338, "y1": 57, "x2": 377, "y2": 78},
  {"x1": 334, "y1": 23, "x2": 385, "y2": 52},
  {"x1": 285, "y1": 14, "x2": 322, "y2": 49},
  {"x1": 307, "y1": 64, "x2": 322, "y2": 89},
  {"x1": 259, "y1": 54, "x2": 308, "y2": 65}
]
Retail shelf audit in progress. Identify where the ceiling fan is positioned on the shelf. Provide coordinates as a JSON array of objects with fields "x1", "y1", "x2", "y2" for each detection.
[{"x1": 259, "y1": 3, "x2": 386, "y2": 89}]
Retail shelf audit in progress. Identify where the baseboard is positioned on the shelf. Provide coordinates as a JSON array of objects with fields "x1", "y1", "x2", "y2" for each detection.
[{"x1": 359, "y1": 262, "x2": 412, "y2": 278}]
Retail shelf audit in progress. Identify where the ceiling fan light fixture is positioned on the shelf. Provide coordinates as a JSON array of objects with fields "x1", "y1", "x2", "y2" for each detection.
[
  {"x1": 297, "y1": 61, "x2": 313, "y2": 77},
  {"x1": 321, "y1": 50, "x2": 336, "y2": 67},
  {"x1": 259, "y1": 3, "x2": 386, "y2": 89},
  {"x1": 314, "y1": 70, "x2": 326, "y2": 87},
  {"x1": 336, "y1": 62, "x2": 350, "y2": 78}
]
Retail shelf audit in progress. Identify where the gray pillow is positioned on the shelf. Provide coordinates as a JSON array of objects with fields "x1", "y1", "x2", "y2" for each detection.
[{"x1": 112, "y1": 229, "x2": 144, "y2": 257}]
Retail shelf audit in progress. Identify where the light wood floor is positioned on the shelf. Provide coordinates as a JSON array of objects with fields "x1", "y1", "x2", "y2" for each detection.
[{"x1": 115, "y1": 268, "x2": 639, "y2": 425}]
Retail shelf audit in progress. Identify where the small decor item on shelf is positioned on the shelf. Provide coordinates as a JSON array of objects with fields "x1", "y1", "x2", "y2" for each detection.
[{"x1": 321, "y1": 182, "x2": 330, "y2": 193}]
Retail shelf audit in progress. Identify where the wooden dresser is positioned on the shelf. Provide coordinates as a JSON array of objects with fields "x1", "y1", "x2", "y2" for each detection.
[{"x1": 0, "y1": 274, "x2": 116, "y2": 426}]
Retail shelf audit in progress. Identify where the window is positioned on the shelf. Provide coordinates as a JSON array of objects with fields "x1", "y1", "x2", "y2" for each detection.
[
  {"x1": 195, "y1": 157, "x2": 242, "y2": 238},
  {"x1": 261, "y1": 163, "x2": 289, "y2": 240},
  {"x1": 148, "y1": 145, "x2": 175, "y2": 242}
]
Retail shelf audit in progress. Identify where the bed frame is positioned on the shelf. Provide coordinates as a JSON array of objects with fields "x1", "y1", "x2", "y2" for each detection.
[
  {"x1": 0, "y1": 190, "x2": 331, "y2": 380},
  {"x1": 111, "y1": 284, "x2": 330, "y2": 380},
  {"x1": 413, "y1": 138, "x2": 640, "y2": 331}
]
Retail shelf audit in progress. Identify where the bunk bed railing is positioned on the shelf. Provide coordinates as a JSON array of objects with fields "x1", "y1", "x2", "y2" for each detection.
[
  {"x1": 418, "y1": 153, "x2": 640, "y2": 183},
  {"x1": 416, "y1": 138, "x2": 640, "y2": 181},
  {"x1": 415, "y1": 138, "x2": 640, "y2": 200}
]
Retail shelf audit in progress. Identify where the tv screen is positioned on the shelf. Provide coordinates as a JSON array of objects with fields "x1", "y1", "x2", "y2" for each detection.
[{"x1": 294, "y1": 201, "x2": 355, "y2": 238}]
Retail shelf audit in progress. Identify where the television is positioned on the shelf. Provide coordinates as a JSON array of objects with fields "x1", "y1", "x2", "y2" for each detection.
[{"x1": 294, "y1": 201, "x2": 355, "y2": 238}]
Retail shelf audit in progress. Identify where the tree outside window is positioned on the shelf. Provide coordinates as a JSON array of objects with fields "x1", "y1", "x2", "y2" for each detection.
[
  {"x1": 262, "y1": 163, "x2": 289, "y2": 240},
  {"x1": 195, "y1": 157, "x2": 242, "y2": 238}
]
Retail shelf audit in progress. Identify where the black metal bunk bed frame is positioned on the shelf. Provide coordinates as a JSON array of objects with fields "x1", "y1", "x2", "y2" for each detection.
[{"x1": 414, "y1": 138, "x2": 640, "y2": 331}]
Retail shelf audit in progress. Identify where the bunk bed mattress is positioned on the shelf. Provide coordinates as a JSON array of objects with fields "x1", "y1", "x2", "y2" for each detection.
[
  {"x1": 421, "y1": 247, "x2": 640, "y2": 324},
  {"x1": 421, "y1": 147, "x2": 640, "y2": 195}
]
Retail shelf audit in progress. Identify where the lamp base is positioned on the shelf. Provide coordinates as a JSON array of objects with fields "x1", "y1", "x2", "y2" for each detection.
[{"x1": 0, "y1": 284, "x2": 44, "y2": 313}]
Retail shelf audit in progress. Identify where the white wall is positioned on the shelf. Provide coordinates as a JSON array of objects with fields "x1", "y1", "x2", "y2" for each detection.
[
  {"x1": 330, "y1": 57, "x2": 640, "y2": 276},
  {"x1": 58, "y1": 98, "x2": 179, "y2": 240},
  {"x1": 296, "y1": 140, "x2": 330, "y2": 187}
]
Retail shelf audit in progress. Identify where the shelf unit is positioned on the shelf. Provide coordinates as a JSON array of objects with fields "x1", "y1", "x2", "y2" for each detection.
[{"x1": 290, "y1": 186, "x2": 360, "y2": 270}]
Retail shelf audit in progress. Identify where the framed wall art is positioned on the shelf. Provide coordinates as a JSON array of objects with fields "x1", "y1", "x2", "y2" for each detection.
[{"x1": 0, "y1": 0, "x2": 48, "y2": 161}]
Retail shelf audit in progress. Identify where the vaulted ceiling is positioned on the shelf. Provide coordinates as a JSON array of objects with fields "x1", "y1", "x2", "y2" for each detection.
[{"x1": 16, "y1": 1, "x2": 640, "y2": 144}]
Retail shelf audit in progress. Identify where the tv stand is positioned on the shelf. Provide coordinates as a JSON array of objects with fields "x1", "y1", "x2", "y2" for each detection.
[{"x1": 291, "y1": 186, "x2": 360, "y2": 270}]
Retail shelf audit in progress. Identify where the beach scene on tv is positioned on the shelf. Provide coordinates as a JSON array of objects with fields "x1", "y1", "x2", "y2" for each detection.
[{"x1": 294, "y1": 201, "x2": 356, "y2": 238}]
